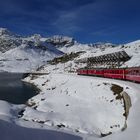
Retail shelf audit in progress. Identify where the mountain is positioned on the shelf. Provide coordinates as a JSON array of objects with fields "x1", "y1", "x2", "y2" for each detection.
[
  {"x1": 0, "y1": 27, "x2": 140, "y2": 72},
  {"x1": 38, "y1": 39, "x2": 140, "y2": 74},
  {"x1": 0, "y1": 28, "x2": 64, "y2": 72},
  {"x1": 46, "y1": 35, "x2": 76, "y2": 48},
  {"x1": 0, "y1": 28, "x2": 22, "y2": 53},
  {"x1": 58, "y1": 42, "x2": 116, "y2": 54},
  {"x1": 125, "y1": 40, "x2": 140, "y2": 47}
]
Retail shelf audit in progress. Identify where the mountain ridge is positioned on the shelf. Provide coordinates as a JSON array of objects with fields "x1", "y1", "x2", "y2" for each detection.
[{"x1": 0, "y1": 27, "x2": 140, "y2": 72}]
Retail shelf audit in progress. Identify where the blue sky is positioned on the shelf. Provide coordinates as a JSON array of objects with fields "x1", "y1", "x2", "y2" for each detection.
[{"x1": 0, "y1": 0, "x2": 140, "y2": 44}]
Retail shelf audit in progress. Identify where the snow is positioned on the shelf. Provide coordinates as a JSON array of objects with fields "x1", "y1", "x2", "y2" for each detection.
[
  {"x1": 22, "y1": 74, "x2": 126, "y2": 136},
  {"x1": 21, "y1": 73, "x2": 140, "y2": 140},
  {"x1": 0, "y1": 71, "x2": 140, "y2": 140},
  {"x1": 0, "y1": 100, "x2": 82, "y2": 140},
  {"x1": 125, "y1": 40, "x2": 140, "y2": 47},
  {"x1": 85, "y1": 79, "x2": 140, "y2": 140},
  {"x1": 0, "y1": 120, "x2": 82, "y2": 140},
  {"x1": 46, "y1": 35, "x2": 75, "y2": 48},
  {"x1": 60, "y1": 40, "x2": 140, "y2": 70},
  {"x1": 0, "y1": 84, "x2": 84, "y2": 139},
  {"x1": 0, "y1": 28, "x2": 13, "y2": 36},
  {"x1": 0, "y1": 44, "x2": 63, "y2": 72}
]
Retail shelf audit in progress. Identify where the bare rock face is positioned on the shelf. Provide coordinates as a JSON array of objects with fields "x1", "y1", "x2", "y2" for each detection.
[{"x1": 46, "y1": 35, "x2": 76, "y2": 48}]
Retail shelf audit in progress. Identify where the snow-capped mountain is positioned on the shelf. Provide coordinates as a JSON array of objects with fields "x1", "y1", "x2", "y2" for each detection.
[
  {"x1": 0, "y1": 28, "x2": 65, "y2": 72},
  {"x1": 125, "y1": 40, "x2": 140, "y2": 47},
  {"x1": 0, "y1": 28, "x2": 21, "y2": 37},
  {"x1": 58, "y1": 42, "x2": 116, "y2": 54},
  {"x1": 0, "y1": 28, "x2": 22, "y2": 53},
  {"x1": 0, "y1": 27, "x2": 140, "y2": 72},
  {"x1": 39, "y1": 39, "x2": 140, "y2": 74},
  {"x1": 46, "y1": 35, "x2": 76, "y2": 48}
]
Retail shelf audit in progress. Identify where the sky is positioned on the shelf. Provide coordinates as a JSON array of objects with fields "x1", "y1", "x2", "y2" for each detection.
[{"x1": 0, "y1": 0, "x2": 140, "y2": 44}]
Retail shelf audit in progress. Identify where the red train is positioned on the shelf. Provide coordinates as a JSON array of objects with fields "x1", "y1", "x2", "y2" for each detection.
[{"x1": 77, "y1": 67, "x2": 140, "y2": 83}]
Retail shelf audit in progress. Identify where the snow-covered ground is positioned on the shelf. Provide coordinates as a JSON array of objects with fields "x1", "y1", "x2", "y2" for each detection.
[
  {"x1": 0, "y1": 101, "x2": 82, "y2": 140},
  {"x1": 1, "y1": 74, "x2": 140, "y2": 140},
  {"x1": 23, "y1": 74, "x2": 126, "y2": 136}
]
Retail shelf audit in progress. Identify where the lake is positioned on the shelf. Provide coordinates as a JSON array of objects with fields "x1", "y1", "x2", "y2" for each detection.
[{"x1": 0, "y1": 72, "x2": 38, "y2": 104}]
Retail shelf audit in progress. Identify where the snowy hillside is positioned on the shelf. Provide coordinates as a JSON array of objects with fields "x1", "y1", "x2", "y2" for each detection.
[
  {"x1": 0, "y1": 43, "x2": 63, "y2": 72},
  {"x1": 22, "y1": 74, "x2": 126, "y2": 136},
  {"x1": 17, "y1": 73, "x2": 138, "y2": 140},
  {"x1": 58, "y1": 42, "x2": 116, "y2": 54}
]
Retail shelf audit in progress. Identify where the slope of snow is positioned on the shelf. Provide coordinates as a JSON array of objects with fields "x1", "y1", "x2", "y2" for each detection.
[
  {"x1": 58, "y1": 43, "x2": 115, "y2": 54},
  {"x1": 21, "y1": 73, "x2": 140, "y2": 140},
  {"x1": 22, "y1": 74, "x2": 126, "y2": 136},
  {"x1": 0, "y1": 70, "x2": 140, "y2": 140},
  {"x1": 0, "y1": 44, "x2": 63, "y2": 72},
  {"x1": 0, "y1": 74, "x2": 140, "y2": 140},
  {"x1": 86, "y1": 79, "x2": 140, "y2": 140},
  {"x1": 125, "y1": 40, "x2": 140, "y2": 47},
  {"x1": 59, "y1": 43, "x2": 92, "y2": 53},
  {"x1": 0, "y1": 101, "x2": 82, "y2": 140},
  {"x1": 0, "y1": 120, "x2": 82, "y2": 140}
]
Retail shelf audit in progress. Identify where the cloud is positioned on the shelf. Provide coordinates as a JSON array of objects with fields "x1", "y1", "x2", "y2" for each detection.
[{"x1": 51, "y1": 0, "x2": 112, "y2": 35}]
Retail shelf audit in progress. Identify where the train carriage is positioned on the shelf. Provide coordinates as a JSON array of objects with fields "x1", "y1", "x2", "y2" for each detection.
[
  {"x1": 125, "y1": 67, "x2": 140, "y2": 82},
  {"x1": 77, "y1": 69, "x2": 88, "y2": 75},
  {"x1": 77, "y1": 67, "x2": 140, "y2": 83},
  {"x1": 104, "y1": 68, "x2": 125, "y2": 80},
  {"x1": 87, "y1": 69, "x2": 104, "y2": 77}
]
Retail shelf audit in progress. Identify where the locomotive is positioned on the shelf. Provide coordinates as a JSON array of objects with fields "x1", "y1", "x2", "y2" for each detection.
[{"x1": 77, "y1": 67, "x2": 140, "y2": 83}]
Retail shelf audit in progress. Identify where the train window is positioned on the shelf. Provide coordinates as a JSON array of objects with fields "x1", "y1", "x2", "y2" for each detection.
[
  {"x1": 130, "y1": 70, "x2": 133, "y2": 75},
  {"x1": 131, "y1": 70, "x2": 133, "y2": 75},
  {"x1": 135, "y1": 70, "x2": 139, "y2": 75},
  {"x1": 128, "y1": 70, "x2": 132, "y2": 75}
]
